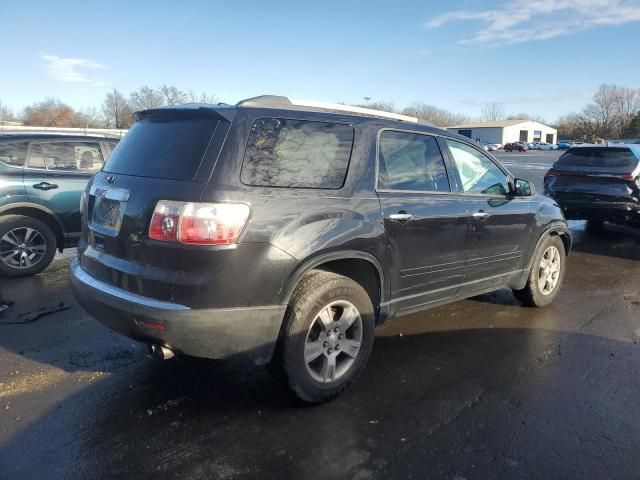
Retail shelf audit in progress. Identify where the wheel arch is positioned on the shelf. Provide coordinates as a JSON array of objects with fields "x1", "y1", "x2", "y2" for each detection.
[
  {"x1": 0, "y1": 202, "x2": 65, "y2": 251},
  {"x1": 511, "y1": 224, "x2": 571, "y2": 291},
  {"x1": 281, "y1": 251, "x2": 389, "y2": 325}
]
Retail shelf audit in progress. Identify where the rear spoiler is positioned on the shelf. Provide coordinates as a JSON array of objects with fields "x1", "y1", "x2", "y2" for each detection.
[{"x1": 134, "y1": 104, "x2": 235, "y2": 123}]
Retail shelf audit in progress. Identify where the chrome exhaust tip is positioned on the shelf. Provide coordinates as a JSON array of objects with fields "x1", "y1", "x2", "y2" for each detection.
[{"x1": 148, "y1": 344, "x2": 175, "y2": 360}]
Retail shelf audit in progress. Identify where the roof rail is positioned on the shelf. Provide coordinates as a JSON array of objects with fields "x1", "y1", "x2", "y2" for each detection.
[{"x1": 236, "y1": 95, "x2": 419, "y2": 123}]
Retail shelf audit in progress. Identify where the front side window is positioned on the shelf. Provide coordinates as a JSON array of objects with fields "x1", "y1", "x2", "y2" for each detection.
[
  {"x1": 445, "y1": 139, "x2": 509, "y2": 195},
  {"x1": 378, "y1": 131, "x2": 450, "y2": 192},
  {"x1": 39, "y1": 142, "x2": 104, "y2": 172},
  {"x1": 0, "y1": 142, "x2": 28, "y2": 167},
  {"x1": 241, "y1": 118, "x2": 354, "y2": 189}
]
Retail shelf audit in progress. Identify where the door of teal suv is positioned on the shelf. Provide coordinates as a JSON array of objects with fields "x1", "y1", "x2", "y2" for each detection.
[{"x1": 0, "y1": 135, "x2": 118, "y2": 277}]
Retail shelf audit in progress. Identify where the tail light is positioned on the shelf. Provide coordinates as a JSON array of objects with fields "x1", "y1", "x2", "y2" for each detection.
[
  {"x1": 149, "y1": 200, "x2": 250, "y2": 245},
  {"x1": 614, "y1": 173, "x2": 635, "y2": 181}
]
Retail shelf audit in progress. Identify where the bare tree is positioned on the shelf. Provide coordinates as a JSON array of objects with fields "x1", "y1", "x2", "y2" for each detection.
[
  {"x1": 102, "y1": 89, "x2": 132, "y2": 129},
  {"x1": 22, "y1": 98, "x2": 77, "y2": 127},
  {"x1": 585, "y1": 84, "x2": 621, "y2": 137},
  {"x1": 614, "y1": 87, "x2": 640, "y2": 137},
  {"x1": 402, "y1": 102, "x2": 470, "y2": 127},
  {"x1": 480, "y1": 102, "x2": 505, "y2": 121},
  {"x1": 0, "y1": 100, "x2": 16, "y2": 122},
  {"x1": 356, "y1": 100, "x2": 397, "y2": 113},
  {"x1": 506, "y1": 113, "x2": 547, "y2": 123},
  {"x1": 187, "y1": 90, "x2": 218, "y2": 104},
  {"x1": 159, "y1": 85, "x2": 189, "y2": 105},
  {"x1": 554, "y1": 113, "x2": 588, "y2": 140},
  {"x1": 74, "y1": 106, "x2": 103, "y2": 128},
  {"x1": 130, "y1": 85, "x2": 164, "y2": 112}
]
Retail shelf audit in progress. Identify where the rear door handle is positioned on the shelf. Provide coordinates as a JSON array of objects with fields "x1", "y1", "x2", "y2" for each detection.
[
  {"x1": 472, "y1": 211, "x2": 490, "y2": 220},
  {"x1": 389, "y1": 213, "x2": 414, "y2": 222},
  {"x1": 33, "y1": 182, "x2": 58, "y2": 191}
]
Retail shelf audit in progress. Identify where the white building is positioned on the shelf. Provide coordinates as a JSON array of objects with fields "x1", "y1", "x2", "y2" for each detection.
[{"x1": 447, "y1": 120, "x2": 557, "y2": 145}]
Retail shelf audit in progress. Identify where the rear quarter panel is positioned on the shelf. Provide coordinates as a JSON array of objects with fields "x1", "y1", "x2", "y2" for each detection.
[{"x1": 191, "y1": 110, "x2": 388, "y2": 308}]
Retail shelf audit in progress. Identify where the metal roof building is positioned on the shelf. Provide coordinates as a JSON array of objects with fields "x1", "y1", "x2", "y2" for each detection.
[{"x1": 446, "y1": 119, "x2": 557, "y2": 146}]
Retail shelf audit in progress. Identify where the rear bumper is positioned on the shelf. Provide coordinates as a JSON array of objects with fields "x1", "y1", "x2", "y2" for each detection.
[
  {"x1": 547, "y1": 193, "x2": 640, "y2": 220},
  {"x1": 69, "y1": 259, "x2": 286, "y2": 364}
]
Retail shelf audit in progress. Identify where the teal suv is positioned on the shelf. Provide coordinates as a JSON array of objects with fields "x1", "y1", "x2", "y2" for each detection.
[{"x1": 0, "y1": 134, "x2": 119, "y2": 277}]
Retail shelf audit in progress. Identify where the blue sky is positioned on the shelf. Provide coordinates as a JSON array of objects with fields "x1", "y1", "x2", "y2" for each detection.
[{"x1": 1, "y1": 0, "x2": 639, "y2": 121}]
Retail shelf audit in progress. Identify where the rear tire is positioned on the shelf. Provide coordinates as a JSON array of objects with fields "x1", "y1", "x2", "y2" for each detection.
[
  {"x1": 272, "y1": 270, "x2": 375, "y2": 403},
  {"x1": 513, "y1": 235, "x2": 566, "y2": 308},
  {"x1": 0, "y1": 215, "x2": 57, "y2": 278}
]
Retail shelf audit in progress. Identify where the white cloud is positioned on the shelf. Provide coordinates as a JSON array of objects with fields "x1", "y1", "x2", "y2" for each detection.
[
  {"x1": 423, "y1": 0, "x2": 640, "y2": 45},
  {"x1": 40, "y1": 53, "x2": 106, "y2": 82}
]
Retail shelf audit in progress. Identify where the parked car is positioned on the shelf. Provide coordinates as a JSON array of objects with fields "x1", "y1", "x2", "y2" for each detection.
[
  {"x1": 0, "y1": 134, "x2": 119, "y2": 277},
  {"x1": 505, "y1": 142, "x2": 529, "y2": 152},
  {"x1": 70, "y1": 96, "x2": 571, "y2": 403},
  {"x1": 544, "y1": 144, "x2": 640, "y2": 230},
  {"x1": 482, "y1": 143, "x2": 500, "y2": 151},
  {"x1": 536, "y1": 143, "x2": 555, "y2": 151},
  {"x1": 557, "y1": 141, "x2": 572, "y2": 150}
]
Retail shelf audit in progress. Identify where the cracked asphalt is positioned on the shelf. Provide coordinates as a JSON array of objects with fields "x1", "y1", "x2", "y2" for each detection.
[{"x1": 1, "y1": 151, "x2": 639, "y2": 479}]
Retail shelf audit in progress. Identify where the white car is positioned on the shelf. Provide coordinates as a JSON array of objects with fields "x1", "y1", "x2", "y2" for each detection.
[
  {"x1": 536, "y1": 143, "x2": 555, "y2": 150},
  {"x1": 481, "y1": 143, "x2": 500, "y2": 151}
]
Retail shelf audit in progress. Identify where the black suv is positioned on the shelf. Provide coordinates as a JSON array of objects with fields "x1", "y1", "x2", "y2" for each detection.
[
  {"x1": 0, "y1": 134, "x2": 119, "y2": 277},
  {"x1": 544, "y1": 144, "x2": 640, "y2": 229},
  {"x1": 70, "y1": 96, "x2": 571, "y2": 402}
]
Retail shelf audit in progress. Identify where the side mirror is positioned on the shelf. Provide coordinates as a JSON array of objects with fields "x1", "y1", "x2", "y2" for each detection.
[{"x1": 511, "y1": 178, "x2": 534, "y2": 196}]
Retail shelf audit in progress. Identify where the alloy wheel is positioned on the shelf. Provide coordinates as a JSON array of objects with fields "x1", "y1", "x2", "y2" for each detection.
[
  {"x1": 304, "y1": 300, "x2": 363, "y2": 384},
  {"x1": 0, "y1": 227, "x2": 47, "y2": 270},
  {"x1": 538, "y1": 246, "x2": 561, "y2": 295}
]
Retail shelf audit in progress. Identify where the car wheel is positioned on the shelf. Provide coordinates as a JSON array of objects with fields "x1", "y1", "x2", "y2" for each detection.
[
  {"x1": 273, "y1": 270, "x2": 375, "y2": 403},
  {"x1": 0, "y1": 215, "x2": 57, "y2": 278},
  {"x1": 513, "y1": 235, "x2": 566, "y2": 308}
]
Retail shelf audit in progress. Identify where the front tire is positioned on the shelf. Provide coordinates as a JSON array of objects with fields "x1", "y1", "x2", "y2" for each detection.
[
  {"x1": 274, "y1": 270, "x2": 375, "y2": 403},
  {"x1": 513, "y1": 235, "x2": 566, "y2": 307},
  {"x1": 0, "y1": 215, "x2": 57, "y2": 277}
]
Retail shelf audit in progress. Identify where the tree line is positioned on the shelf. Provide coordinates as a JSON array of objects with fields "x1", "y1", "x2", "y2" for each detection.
[
  {"x1": 1, "y1": 83, "x2": 639, "y2": 139},
  {"x1": 0, "y1": 85, "x2": 217, "y2": 129},
  {"x1": 555, "y1": 84, "x2": 640, "y2": 139}
]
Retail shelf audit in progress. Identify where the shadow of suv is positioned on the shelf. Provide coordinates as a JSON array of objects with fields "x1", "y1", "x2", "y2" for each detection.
[
  {"x1": 70, "y1": 96, "x2": 571, "y2": 402},
  {"x1": 0, "y1": 134, "x2": 119, "y2": 277}
]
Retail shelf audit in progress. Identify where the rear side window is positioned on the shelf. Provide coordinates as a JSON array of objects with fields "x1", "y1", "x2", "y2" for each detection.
[
  {"x1": 39, "y1": 142, "x2": 104, "y2": 172},
  {"x1": 378, "y1": 131, "x2": 450, "y2": 192},
  {"x1": 103, "y1": 118, "x2": 219, "y2": 180},
  {"x1": 556, "y1": 147, "x2": 639, "y2": 169},
  {"x1": 241, "y1": 118, "x2": 354, "y2": 189},
  {"x1": 0, "y1": 142, "x2": 27, "y2": 167}
]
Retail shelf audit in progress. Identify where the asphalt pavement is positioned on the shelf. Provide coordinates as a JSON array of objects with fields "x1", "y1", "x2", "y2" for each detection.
[{"x1": 1, "y1": 151, "x2": 640, "y2": 480}]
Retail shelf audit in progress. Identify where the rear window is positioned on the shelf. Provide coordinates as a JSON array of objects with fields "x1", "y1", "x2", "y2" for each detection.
[
  {"x1": 103, "y1": 118, "x2": 219, "y2": 180},
  {"x1": 0, "y1": 142, "x2": 28, "y2": 167},
  {"x1": 556, "y1": 147, "x2": 639, "y2": 169},
  {"x1": 241, "y1": 118, "x2": 354, "y2": 189}
]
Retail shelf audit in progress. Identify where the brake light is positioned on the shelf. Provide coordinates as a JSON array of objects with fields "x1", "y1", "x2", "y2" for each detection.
[
  {"x1": 149, "y1": 200, "x2": 250, "y2": 245},
  {"x1": 615, "y1": 173, "x2": 634, "y2": 181}
]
